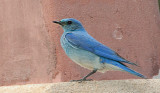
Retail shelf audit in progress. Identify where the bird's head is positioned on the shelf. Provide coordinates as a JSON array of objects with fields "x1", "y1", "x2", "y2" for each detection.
[{"x1": 53, "y1": 18, "x2": 85, "y2": 32}]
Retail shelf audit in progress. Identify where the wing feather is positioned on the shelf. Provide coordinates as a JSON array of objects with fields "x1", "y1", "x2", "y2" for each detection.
[{"x1": 65, "y1": 32, "x2": 137, "y2": 66}]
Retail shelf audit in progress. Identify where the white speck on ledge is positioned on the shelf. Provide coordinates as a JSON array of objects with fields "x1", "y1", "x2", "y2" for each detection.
[{"x1": 153, "y1": 70, "x2": 160, "y2": 79}]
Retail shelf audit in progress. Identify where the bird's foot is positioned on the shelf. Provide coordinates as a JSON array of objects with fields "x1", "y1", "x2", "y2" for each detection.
[{"x1": 70, "y1": 79, "x2": 93, "y2": 83}]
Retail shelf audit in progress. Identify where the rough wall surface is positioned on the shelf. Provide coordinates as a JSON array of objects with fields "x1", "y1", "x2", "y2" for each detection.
[
  {"x1": 0, "y1": 0, "x2": 160, "y2": 86},
  {"x1": 0, "y1": 0, "x2": 56, "y2": 86},
  {"x1": 42, "y1": 0, "x2": 160, "y2": 82},
  {"x1": 0, "y1": 79, "x2": 159, "y2": 93}
]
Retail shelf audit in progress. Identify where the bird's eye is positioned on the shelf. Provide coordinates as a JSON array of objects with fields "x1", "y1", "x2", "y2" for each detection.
[{"x1": 67, "y1": 21, "x2": 72, "y2": 24}]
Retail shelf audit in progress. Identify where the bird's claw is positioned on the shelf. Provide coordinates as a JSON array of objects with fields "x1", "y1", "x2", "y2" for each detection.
[{"x1": 70, "y1": 79, "x2": 93, "y2": 83}]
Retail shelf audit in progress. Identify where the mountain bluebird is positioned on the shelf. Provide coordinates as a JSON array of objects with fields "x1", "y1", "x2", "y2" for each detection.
[{"x1": 53, "y1": 18, "x2": 146, "y2": 82}]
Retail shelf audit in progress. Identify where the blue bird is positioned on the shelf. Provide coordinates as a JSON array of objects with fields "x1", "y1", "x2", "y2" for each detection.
[{"x1": 53, "y1": 18, "x2": 147, "y2": 82}]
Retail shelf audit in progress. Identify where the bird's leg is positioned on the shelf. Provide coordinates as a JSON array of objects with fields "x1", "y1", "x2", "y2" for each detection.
[
  {"x1": 82, "y1": 69, "x2": 97, "y2": 80},
  {"x1": 70, "y1": 69, "x2": 97, "y2": 82}
]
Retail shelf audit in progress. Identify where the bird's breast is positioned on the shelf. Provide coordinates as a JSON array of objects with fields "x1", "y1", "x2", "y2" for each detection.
[{"x1": 60, "y1": 33, "x2": 103, "y2": 70}]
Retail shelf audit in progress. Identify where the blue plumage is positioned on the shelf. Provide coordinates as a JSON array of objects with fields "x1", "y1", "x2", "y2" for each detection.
[
  {"x1": 53, "y1": 18, "x2": 147, "y2": 81},
  {"x1": 66, "y1": 32, "x2": 138, "y2": 66},
  {"x1": 101, "y1": 58, "x2": 146, "y2": 78}
]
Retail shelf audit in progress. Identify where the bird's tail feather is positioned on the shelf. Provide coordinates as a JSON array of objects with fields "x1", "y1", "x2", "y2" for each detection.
[
  {"x1": 115, "y1": 53, "x2": 139, "y2": 66},
  {"x1": 123, "y1": 60, "x2": 139, "y2": 67},
  {"x1": 103, "y1": 58, "x2": 147, "y2": 79}
]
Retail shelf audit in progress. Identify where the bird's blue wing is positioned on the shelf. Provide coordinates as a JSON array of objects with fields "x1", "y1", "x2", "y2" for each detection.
[
  {"x1": 65, "y1": 32, "x2": 137, "y2": 66},
  {"x1": 101, "y1": 58, "x2": 146, "y2": 78}
]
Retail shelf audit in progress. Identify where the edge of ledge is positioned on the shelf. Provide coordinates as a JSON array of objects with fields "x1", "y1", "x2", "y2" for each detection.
[{"x1": 0, "y1": 79, "x2": 159, "y2": 93}]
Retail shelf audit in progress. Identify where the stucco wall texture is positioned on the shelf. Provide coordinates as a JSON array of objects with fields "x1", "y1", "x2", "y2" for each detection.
[{"x1": 0, "y1": 0, "x2": 160, "y2": 86}]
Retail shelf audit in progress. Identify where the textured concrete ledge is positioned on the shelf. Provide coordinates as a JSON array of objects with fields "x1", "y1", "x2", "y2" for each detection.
[{"x1": 0, "y1": 79, "x2": 159, "y2": 93}]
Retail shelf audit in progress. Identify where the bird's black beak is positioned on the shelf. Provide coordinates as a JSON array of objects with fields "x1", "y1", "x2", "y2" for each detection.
[{"x1": 53, "y1": 21, "x2": 62, "y2": 25}]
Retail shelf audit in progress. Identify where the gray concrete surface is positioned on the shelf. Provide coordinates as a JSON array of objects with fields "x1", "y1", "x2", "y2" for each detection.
[{"x1": 0, "y1": 79, "x2": 159, "y2": 93}]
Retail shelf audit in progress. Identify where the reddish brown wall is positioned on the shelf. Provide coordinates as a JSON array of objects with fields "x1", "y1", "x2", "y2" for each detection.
[
  {"x1": 42, "y1": 0, "x2": 160, "y2": 81},
  {"x1": 0, "y1": 0, "x2": 160, "y2": 86},
  {"x1": 0, "y1": 0, "x2": 56, "y2": 86}
]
